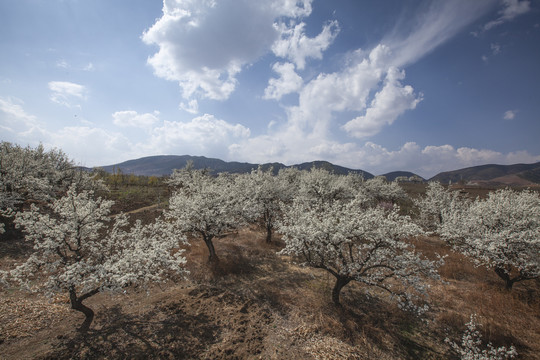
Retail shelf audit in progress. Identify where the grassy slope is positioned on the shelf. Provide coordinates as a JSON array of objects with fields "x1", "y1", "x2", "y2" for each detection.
[{"x1": 1, "y1": 187, "x2": 539, "y2": 359}]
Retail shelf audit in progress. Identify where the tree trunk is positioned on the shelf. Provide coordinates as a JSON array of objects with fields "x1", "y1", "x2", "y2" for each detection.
[
  {"x1": 69, "y1": 286, "x2": 96, "y2": 332},
  {"x1": 332, "y1": 276, "x2": 352, "y2": 305},
  {"x1": 494, "y1": 267, "x2": 515, "y2": 290},
  {"x1": 203, "y1": 235, "x2": 218, "y2": 262},
  {"x1": 265, "y1": 222, "x2": 273, "y2": 244}
]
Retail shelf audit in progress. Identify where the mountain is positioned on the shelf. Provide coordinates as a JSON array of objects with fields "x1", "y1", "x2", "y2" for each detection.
[
  {"x1": 381, "y1": 171, "x2": 425, "y2": 182},
  {"x1": 429, "y1": 162, "x2": 540, "y2": 185},
  {"x1": 95, "y1": 155, "x2": 540, "y2": 185},
  {"x1": 95, "y1": 155, "x2": 374, "y2": 178},
  {"x1": 292, "y1": 161, "x2": 373, "y2": 178}
]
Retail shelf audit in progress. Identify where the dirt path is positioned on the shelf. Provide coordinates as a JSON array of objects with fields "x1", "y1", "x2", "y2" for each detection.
[{"x1": 124, "y1": 204, "x2": 160, "y2": 214}]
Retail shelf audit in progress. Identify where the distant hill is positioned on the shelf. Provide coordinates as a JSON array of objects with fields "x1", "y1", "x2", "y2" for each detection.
[
  {"x1": 381, "y1": 171, "x2": 425, "y2": 182},
  {"x1": 429, "y1": 162, "x2": 540, "y2": 185},
  {"x1": 98, "y1": 155, "x2": 261, "y2": 176},
  {"x1": 94, "y1": 155, "x2": 540, "y2": 185},
  {"x1": 292, "y1": 161, "x2": 373, "y2": 178},
  {"x1": 95, "y1": 155, "x2": 374, "y2": 178}
]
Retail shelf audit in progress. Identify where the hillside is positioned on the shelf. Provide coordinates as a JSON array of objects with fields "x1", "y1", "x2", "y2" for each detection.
[
  {"x1": 2, "y1": 224, "x2": 539, "y2": 359},
  {"x1": 98, "y1": 155, "x2": 262, "y2": 176},
  {"x1": 94, "y1": 155, "x2": 540, "y2": 185},
  {"x1": 96, "y1": 156, "x2": 375, "y2": 178},
  {"x1": 429, "y1": 162, "x2": 540, "y2": 185},
  {"x1": 381, "y1": 171, "x2": 425, "y2": 182}
]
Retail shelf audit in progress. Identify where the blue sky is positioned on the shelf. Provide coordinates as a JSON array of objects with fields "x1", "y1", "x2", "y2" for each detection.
[{"x1": 1, "y1": 0, "x2": 539, "y2": 178}]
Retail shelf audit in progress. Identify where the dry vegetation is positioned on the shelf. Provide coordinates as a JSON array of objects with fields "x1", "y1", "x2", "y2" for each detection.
[{"x1": 1, "y1": 186, "x2": 539, "y2": 359}]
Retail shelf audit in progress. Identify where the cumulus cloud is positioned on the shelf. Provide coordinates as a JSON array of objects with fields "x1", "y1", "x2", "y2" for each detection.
[
  {"x1": 282, "y1": 44, "x2": 418, "y2": 139},
  {"x1": 48, "y1": 127, "x2": 133, "y2": 166},
  {"x1": 342, "y1": 67, "x2": 422, "y2": 138},
  {"x1": 0, "y1": 97, "x2": 134, "y2": 166},
  {"x1": 48, "y1": 81, "x2": 87, "y2": 107},
  {"x1": 484, "y1": 0, "x2": 531, "y2": 30},
  {"x1": 112, "y1": 110, "x2": 160, "y2": 129},
  {"x1": 263, "y1": 62, "x2": 303, "y2": 100},
  {"x1": 145, "y1": 113, "x2": 251, "y2": 156},
  {"x1": 230, "y1": 135, "x2": 540, "y2": 179},
  {"x1": 142, "y1": 0, "x2": 314, "y2": 100},
  {"x1": 271, "y1": 20, "x2": 339, "y2": 70}
]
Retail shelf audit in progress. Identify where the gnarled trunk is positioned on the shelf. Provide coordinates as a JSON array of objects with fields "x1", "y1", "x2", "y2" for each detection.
[
  {"x1": 69, "y1": 286, "x2": 99, "y2": 332},
  {"x1": 332, "y1": 276, "x2": 352, "y2": 305},
  {"x1": 494, "y1": 267, "x2": 536, "y2": 290}
]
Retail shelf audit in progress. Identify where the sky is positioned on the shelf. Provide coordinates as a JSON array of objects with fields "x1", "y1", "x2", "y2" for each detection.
[{"x1": 1, "y1": 0, "x2": 539, "y2": 178}]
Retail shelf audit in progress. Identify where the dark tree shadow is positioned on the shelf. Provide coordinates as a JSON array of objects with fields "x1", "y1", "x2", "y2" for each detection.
[{"x1": 46, "y1": 304, "x2": 220, "y2": 359}]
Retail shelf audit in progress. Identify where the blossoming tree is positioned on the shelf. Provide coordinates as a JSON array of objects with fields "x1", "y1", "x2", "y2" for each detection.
[
  {"x1": 414, "y1": 181, "x2": 464, "y2": 232},
  {"x1": 2, "y1": 185, "x2": 187, "y2": 331},
  {"x1": 166, "y1": 166, "x2": 243, "y2": 262},
  {"x1": 441, "y1": 188, "x2": 540, "y2": 289},
  {"x1": 237, "y1": 166, "x2": 295, "y2": 243},
  {"x1": 279, "y1": 169, "x2": 441, "y2": 310},
  {"x1": 0, "y1": 141, "x2": 101, "y2": 236}
]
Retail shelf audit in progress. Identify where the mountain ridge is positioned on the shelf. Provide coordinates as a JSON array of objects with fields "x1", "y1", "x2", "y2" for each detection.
[
  {"x1": 93, "y1": 155, "x2": 540, "y2": 185},
  {"x1": 95, "y1": 155, "x2": 375, "y2": 179}
]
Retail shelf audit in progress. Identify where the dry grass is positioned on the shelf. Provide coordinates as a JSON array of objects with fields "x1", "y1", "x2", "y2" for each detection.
[{"x1": 1, "y1": 223, "x2": 539, "y2": 359}]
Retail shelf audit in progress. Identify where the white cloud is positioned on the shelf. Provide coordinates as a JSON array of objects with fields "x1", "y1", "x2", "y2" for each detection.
[
  {"x1": 484, "y1": 0, "x2": 531, "y2": 30},
  {"x1": 504, "y1": 110, "x2": 517, "y2": 120},
  {"x1": 271, "y1": 20, "x2": 339, "y2": 70},
  {"x1": 282, "y1": 44, "x2": 417, "y2": 139},
  {"x1": 263, "y1": 62, "x2": 303, "y2": 100},
  {"x1": 230, "y1": 135, "x2": 540, "y2": 179},
  {"x1": 142, "y1": 0, "x2": 314, "y2": 100},
  {"x1": 0, "y1": 97, "x2": 134, "y2": 166},
  {"x1": 48, "y1": 127, "x2": 133, "y2": 166},
  {"x1": 48, "y1": 81, "x2": 87, "y2": 107},
  {"x1": 0, "y1": 96, "x2": 37, "y2": 124},
  {"x1": 112, "y1": 110, "x2": 160, "y2": 129},
  {"x1": 342, "y1": 67, "x2": 422, "y2": 138},
  {"x1": 180, "y1": 99, "x2": 199, "y2": 114},
  {"x1": 3, "y1": 95, "x2": 538, "y2": 178},
  {"x1": 385, "y1": 0, "x2": 495, "y2": 68},
  {"x1": 145, "y1": 113, "x2": 251, "y2": 156}
]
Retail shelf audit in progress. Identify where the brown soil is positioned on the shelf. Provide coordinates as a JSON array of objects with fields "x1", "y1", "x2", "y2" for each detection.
[{"x1": 1, "y1": 225, "x2": 539, "y2": 359}]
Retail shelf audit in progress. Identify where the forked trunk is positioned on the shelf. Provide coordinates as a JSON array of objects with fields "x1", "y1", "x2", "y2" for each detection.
[
  {"x1": 69, "y1": 286, "x2": 97, "y2": 332},
  {"x1": 332, "y1": 276, "x2": 352, "y2": 305}
]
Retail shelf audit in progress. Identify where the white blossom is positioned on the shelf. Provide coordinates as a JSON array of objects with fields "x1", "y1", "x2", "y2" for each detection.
[
  {"x1": 4, "y1": 184, "x2": 187, "y2": 330},
  {"x1": 446, "y1": 314, "x2": 517, "y2": 359},
  {"x1": 236, "y1": 166, "x2": 296, "y2": 243},
  {"x1": 166, "y1": 165, "x2": 243, "y2": 261},
  {"x1": 278, "y1": 169, "x2": 441, "y2": 310},
  {"x1": 1, "y1": 141, "x2": 104, "y2": 238},
  {"x1": 414, "y1": 181, "x2": 466, "y2": 232},
  {"x1": 441, "y1": 188, "x2": 540, "y2": 289}
]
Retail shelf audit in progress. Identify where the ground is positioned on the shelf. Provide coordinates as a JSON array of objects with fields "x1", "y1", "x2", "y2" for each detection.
[{"x1": 1, "y1": 205, "x2": 539, "y2": 359}]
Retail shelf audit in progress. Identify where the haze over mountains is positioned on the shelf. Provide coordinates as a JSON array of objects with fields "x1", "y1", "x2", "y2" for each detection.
[{"x1": 94, "y1": 155, "x2": 540, "y2": 186}]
